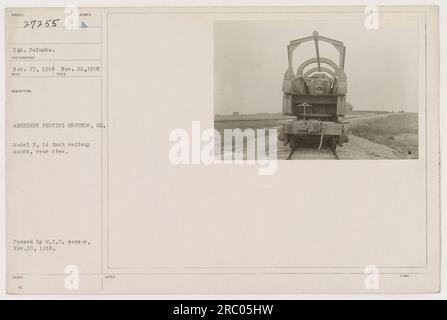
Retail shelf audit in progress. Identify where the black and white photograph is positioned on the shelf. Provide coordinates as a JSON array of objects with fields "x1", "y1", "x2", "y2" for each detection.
[{"x1": 214, "y1": 16, "x2": 421, "y2": 160}]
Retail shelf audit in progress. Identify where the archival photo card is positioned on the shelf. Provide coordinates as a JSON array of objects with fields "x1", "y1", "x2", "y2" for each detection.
[{"x1": 5, "y1": 6, "x2": 440, "y2": 294}]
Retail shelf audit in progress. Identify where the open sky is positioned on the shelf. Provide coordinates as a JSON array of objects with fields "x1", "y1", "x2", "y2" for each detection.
[{"x1": 214, "y1": 13, "x2": 421, "y2": 114}]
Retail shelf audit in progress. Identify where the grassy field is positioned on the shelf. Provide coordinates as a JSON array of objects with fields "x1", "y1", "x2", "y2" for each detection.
[
  {"x1": 215, "y1": 114, "x2": 293, "y2": 131},
  {"x1": 348, "y1": 113, "x2": 418, "y2": 158},
  {"x1": 214, "y1": 112, "x2": 419, "y2": 159},
  {"x1": 214, "y1": 115, "x2": 286, "y2": 158}
]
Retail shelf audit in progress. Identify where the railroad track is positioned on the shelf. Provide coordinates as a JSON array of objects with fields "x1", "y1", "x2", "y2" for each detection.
[
  {"x1": 333, "y1": 149, "x2": 340, "y2": 160},
  {"x1": 286, "y1": 147, "x2": 295, "y2": 160},
  {"x1": 285, "y1": 146, "x2": 340, "y2": 160}
]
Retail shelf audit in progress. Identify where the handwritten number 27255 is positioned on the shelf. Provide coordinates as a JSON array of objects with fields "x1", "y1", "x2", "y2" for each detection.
[{"x1": 23, "y1": 19, "x2": 60, "y2": 29}]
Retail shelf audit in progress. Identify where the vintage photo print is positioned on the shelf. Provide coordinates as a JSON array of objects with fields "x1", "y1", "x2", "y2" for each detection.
[
  {"x1": 4, "y1": 5, "x2": 439, "y2": 295},
  {"x1": 214, "y1": 14, "x2": 421, "y2": 160}
]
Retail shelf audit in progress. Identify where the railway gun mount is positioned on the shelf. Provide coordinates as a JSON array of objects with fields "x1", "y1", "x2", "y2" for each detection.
[{"x1": 279, "y1": 31, "x2": 349, "y2": 156}]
